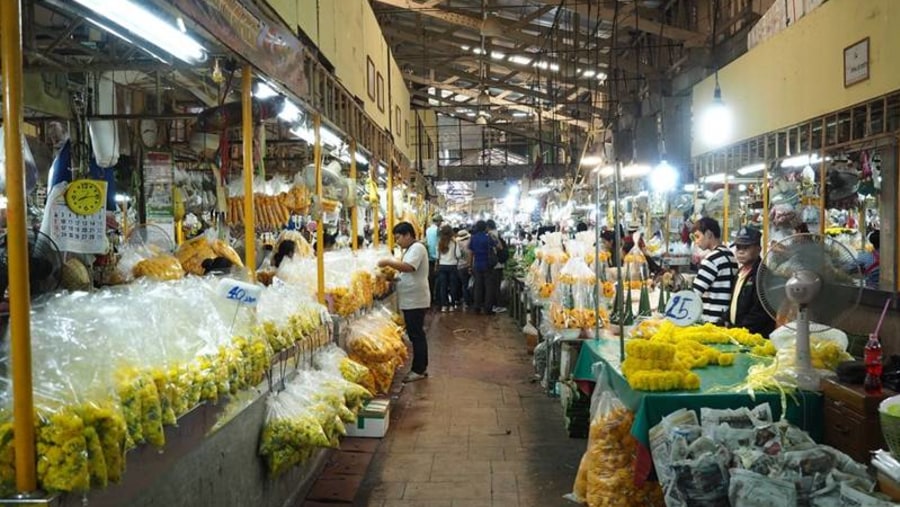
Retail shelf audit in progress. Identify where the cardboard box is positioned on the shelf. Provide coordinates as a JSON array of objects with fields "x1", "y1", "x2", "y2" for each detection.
[{"x1": 345, "y1": 399, "x2": 390, "y2": 438}]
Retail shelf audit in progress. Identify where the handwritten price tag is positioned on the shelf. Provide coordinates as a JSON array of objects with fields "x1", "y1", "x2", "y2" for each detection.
[
  {"x1": 216, "y1": 278, "x2": 263, "y2": 307},
  {"x1": 663, "y1": 290, "x2": 702, "y2": 326}
]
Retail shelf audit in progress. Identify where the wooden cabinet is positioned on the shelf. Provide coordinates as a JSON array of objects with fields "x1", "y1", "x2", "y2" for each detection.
[{"x1": 821, "y1": 377, "x2": 892, "y2": 463}]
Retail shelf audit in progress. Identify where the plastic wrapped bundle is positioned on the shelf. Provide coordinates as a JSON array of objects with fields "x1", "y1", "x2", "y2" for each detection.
[{"x1": 583, "y1": 392, "x2": 664, "y2": 507}]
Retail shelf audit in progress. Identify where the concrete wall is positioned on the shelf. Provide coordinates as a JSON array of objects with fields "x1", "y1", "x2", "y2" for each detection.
[
  {"x1": 272, "y1": 0, "x2": 413, "y2": 160},
  {"x1": 692, "y1": 0, "x2": 900, "y2": 156}
]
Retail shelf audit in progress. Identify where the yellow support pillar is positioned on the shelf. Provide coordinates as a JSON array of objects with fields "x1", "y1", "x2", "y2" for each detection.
[
  {"x1": 723, "y1": 173, "x2": 730, "y2": 241},
  {"x1": 350, "y1": 140, "x2": 358, "y2": 252},
  {"x1": 762, "y1": 165, "x2": 770, "y2": 256},
  {"x1": 314, "y1": 114, "x2": 325, "y2": 305},
  {"x1": 241, "y1": 66, "x2": 256, "y2": 281},
  {"x1": 372, "y1": 162, "x2": 380, "y2": 248},
  {"x1": 1, "y1": 0, "x2": 37, "y2": 493},
  {"x1": 387, "y1": 161, "x2": 395, "y2": 251}
]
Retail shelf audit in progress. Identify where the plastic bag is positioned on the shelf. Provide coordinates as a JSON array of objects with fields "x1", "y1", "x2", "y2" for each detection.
[
  {"x1": 550, "y1": 242, "x2": 597, "y2": 332},
  {"x1": 579, "y1": 391, "x2": 663, "y2": 507}
]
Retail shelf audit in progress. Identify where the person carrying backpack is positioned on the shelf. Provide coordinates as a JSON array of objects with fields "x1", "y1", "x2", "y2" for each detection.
[{"x1": 486, "y1": 220, "x2": 508, "y2": 314}]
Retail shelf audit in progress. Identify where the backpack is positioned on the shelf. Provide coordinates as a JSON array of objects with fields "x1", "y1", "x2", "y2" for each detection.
[{"x1": 496, "y1": 237, "x2": 509, "y2": 264}]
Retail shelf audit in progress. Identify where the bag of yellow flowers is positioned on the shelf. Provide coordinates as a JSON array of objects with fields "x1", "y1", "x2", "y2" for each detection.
[{"x1": 550, "y1": 242, "x2": 598, "y2": 337}]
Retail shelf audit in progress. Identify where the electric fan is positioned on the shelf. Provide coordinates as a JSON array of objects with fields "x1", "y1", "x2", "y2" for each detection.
[
  {"x1": 757, "y1": 233, "x2": 863, "y2": 390},
  {"x1": 0, "y1": 230, "x2": 64, "y2": 300},
  {"x1": 126, "y1": 224, "x2": 175, "y2": 254}
]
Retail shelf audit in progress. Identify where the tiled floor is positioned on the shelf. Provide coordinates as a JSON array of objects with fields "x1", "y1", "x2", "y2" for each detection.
[{"x1": 304, "y1": 309, "x2": 585, "y2": 506}]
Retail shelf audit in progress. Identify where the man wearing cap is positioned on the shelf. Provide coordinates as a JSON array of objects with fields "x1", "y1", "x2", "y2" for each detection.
[{"x1": 726, "y1": 227, "x2": 776, "y2": 337}]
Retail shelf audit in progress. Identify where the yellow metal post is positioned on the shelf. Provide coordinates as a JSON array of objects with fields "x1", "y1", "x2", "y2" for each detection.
[
  {"x1": 723, "y1": 173, "x2": 730, "y2": 241},
  {"x1": 387, "y1": 162, "x2": 395, "y2": 251},
  {"x1": 314, "y1": 113, "x2": 325, "y2": 304},
  {"x1": 1, "y1": 0, "x2": 37, "y2": 493},
  {"x1": 372, "y1": 162, "x2": 380, "y2": 248},
  {"x1": 350, "y1": 140, "x2": 358, "y2": 252},
  {"x1": 241, "y1": 66, "x2": 256, "y2": 281},
  {"x1": 762, "y1": 165, "x2": 769, "y2": 256}
]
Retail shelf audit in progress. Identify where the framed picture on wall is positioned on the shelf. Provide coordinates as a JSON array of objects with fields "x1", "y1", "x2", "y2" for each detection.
[
  {"x1": 395, "y1": 106, "x2": 401, "y2": 138},
  {"x1": 844, "y1": 37, "x2": 869, "y2": 88},
  {"x1": 376, "y1": 73, "x2": 385, "y2": 112},
  {"x1": 366, "y1": 56, "x2": 376, "y2": 100},
  {"x1": 405, "y1": 120, "x2": 410, "y2": 145}
]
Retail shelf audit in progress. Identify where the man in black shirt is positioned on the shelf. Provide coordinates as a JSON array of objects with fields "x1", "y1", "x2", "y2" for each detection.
[{"x1": 726, "y1": 227, "x2": 775, "y2": 337}]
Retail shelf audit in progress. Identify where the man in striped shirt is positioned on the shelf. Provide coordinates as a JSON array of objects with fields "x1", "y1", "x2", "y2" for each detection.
[{"x1": 692, "y1": 217, "x2": 737, "y2": 324}]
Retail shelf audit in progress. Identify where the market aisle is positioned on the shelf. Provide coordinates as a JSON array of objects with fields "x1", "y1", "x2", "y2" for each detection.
[{"x1": 352, "y1": 311, "x2": 585, "y2": 507}]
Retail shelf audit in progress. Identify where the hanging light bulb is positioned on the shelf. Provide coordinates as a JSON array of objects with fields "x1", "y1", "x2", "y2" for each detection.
[{"x1": 699, "y1": 81, "x2": 732, "y2": 148}]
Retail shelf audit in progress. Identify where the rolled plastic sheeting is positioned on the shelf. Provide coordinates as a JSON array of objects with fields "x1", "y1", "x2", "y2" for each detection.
[
  {"x1": 88, "y1": 73, "x2": 119, "y2": 168},
  {"x1": 0, "y1": 125, "x2": 40, "y2": 193},
  {"x1": 47, "y1": 138, "x2": 73, "y2": 190}
]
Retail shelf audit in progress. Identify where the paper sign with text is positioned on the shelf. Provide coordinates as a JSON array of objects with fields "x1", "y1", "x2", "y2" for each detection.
[
  {"x1": 216, "y1": 278, "x2": 262, "y2": 307},
  {"x1": 663, "y1": 290, "x2": 702, "y2": 326}
]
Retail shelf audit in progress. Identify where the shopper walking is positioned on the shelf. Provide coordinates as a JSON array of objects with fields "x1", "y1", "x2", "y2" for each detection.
[
  {"x1": 455, "y1": 229, "x2": 472, "y2": 307},
  {"x1": 436, "y1": 225, "x2": 461, "y2": 312},
  {"x1": 692, "y1": 217, "x2": 738, "y2": 324},
  {"x1": 468, "y1": 220, "x2": 496, "y2": 314},
  {"x1": 486, "y1": 220, "x2": 508, "y2": 313},
  {"x1": 425, "y1": 214, "x2": 442, "y2": 305},
  {"x1": 378, "y1": 222, "x2": 429, "y2": 382}
]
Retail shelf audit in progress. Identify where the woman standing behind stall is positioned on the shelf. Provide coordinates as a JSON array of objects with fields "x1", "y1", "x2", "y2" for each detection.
[{"x1": 436, "y1": 225, "x2": 461, "y2": 312}]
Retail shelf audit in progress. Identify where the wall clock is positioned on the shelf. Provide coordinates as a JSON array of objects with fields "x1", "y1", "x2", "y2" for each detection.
[{"x1": 65, "y1": 180, "x2": 105, "y2": 215}]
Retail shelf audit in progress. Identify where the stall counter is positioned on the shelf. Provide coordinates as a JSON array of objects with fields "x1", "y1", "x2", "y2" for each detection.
[{"x1": 573, "y1": 338, "x2": 824, "y2": 483}]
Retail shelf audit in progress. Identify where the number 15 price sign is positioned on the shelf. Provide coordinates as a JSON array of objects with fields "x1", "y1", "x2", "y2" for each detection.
[{"x1": 663, "y1": 290, "x2": 702, "y2": 326}]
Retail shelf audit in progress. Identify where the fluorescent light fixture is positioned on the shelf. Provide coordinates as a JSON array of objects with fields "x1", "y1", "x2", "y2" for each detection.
[
  {"x1": 528, "y1": 187, "x2": 551, "y2": 195},
  {"x1": 378, "y1": 164, "x2": 386, "y2": 175},
  {"x1": 737, "y1": 163, "x2": 766, "y2": 175},
  {"x1": 549, "y1": 63, "x2": 560, "y2": 72},
  {"x1": 781, "y1": 153, "x2": 823, "y2": 168},
  {"x1": 594, "y1": 165, "x2": 614, "y2": 177},
  {"x1": 581, "y1": 155, "x2": 603, "y2": 166},
  {"x1": 683, "y1": 184, "x2": 698, "y2": 192},
  {"x1": 472, "y1": 47, "x2": 484, "y2": 55},
  {"x1": 461, "y1": 45, "x2": 471, "y2": 51},
  {"x1": 73, "y1": 0, "x2": 206, "y2": 63},
  {"x1": 650, "y1": 160, "x2": 678, "y2": 193},
  {"x1": 114, "y1": 193, "x2": 131, "y2": 203},
  {"x1": 582, "y1": 70, "x2": 596, "y2": 78},
  {"x1": 622, "y1": 164, "x2": 651, "y2": 178},
  {"x1": 289, "y1": 123, "x2": 342, "y2": 148},
  {"x1": 597, "y1": 72, "x2": 608, "y2": 81},
  {"x1": 176, "y1": 17, "x2": 187, "y2": 33},
  {"x1": 255, "y1": 82, "x2": 278, "y2": 99},
  {"x1": 512, "y1": 112, "x2": 529, "y2": 118},
  {"x1": 466, "y1": 112, "x2": 476, "y2": 117},
  {"x1": 490, "y1": 51, "x2": 505, "y2": 60},
  {"x1": 533, "y1": 61, "x2": 549, "y2": 70},
  {"x1": 702, "y1": 172, "x2": 726, "y2": 183},
  {"x1": 738, "y1": 184, "x2": 747, "y2": 191},
  {"x1": 508, "y1": 55, "x2": 532, "y2": 65},
  {"x1": 278, "y1": 100, "x2": 302, "y2": 123}
]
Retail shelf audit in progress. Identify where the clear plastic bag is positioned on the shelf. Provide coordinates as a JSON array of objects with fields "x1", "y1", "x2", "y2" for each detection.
[
  {"x1": 550, "y1": 242, "x2": 597, "y2": 332},
  {"x1": 569, "y1": 390, "x2": 664, "y2": 507}
]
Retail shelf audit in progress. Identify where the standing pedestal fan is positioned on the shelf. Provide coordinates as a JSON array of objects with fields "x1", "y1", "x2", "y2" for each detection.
[{"x1": 757, "y1": 233, "x2": 863, "y2": 390}]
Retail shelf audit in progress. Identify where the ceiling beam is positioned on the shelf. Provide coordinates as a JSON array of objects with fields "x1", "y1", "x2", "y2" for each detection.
[
  {"x1": 406, "y1": 74, "x2": 592, "y2": 129},
  {"x1": 374, "y1": 0, "x2": 608, "y2": 68},
  {"x1": 537, "y1": 0, "x2": 707, "y2": 48}
]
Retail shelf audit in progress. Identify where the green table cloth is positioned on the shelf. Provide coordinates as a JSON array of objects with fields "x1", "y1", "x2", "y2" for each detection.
[{"x1": 572, "y1": 339, "x2": 824, "y2": 448}]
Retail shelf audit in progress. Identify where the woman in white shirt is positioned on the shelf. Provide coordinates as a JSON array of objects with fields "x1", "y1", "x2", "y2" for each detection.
[{"x1": 436, "y1": 225, "x2": 461, "y2": 312}]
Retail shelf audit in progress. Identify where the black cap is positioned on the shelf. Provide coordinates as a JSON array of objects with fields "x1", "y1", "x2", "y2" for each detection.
[{"x1": 734, "y1": 227, "x2": 762, "y2": 246}]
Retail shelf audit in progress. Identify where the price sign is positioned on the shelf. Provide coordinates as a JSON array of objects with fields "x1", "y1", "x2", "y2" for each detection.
[
  {"x1": 216, "y1": 278, "x2": 263, "y2": 307},
  {"x1": 663, "y1": 290, "x2": 702, "y2": 326}
]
